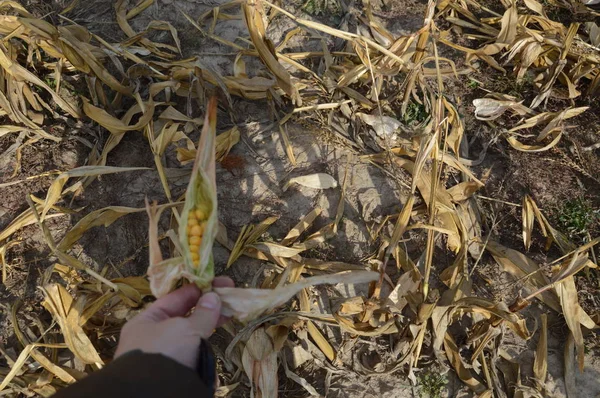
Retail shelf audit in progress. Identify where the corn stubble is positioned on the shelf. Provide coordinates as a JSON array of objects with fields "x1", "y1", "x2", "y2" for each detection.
[{"x1": 1, "y1": 0, "x2": 600, "y2": 396}]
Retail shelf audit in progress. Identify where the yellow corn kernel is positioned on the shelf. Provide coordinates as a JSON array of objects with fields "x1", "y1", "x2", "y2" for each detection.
[
  {"x1": 189, "y1": 244, "x2": 200, "y2": 254},
  {"x1": 189, "y1": 235, "x2": 202, "y2": 246},
  {"x1": 189, "y1": 224, "x2": 204, "y2": 236},
  {"x1": 194, "y1": 208, "x2": 208, "y2": 221},
  {"x1": 187, "y1": 217, "x2": 199, "y2": 226},
  {"x1": 191, "y1": 252, "x2": 199, "y2": 262}
]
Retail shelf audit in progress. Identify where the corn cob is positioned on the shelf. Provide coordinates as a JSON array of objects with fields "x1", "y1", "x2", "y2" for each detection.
[
  {"x1": 186, "y1": 204, "x2": 209, "y2": 267},
  {"x1": 176, "y1": 97, "x2": 218, "y2": 289}
]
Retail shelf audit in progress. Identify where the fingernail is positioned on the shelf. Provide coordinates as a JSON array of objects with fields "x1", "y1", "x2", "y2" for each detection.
[{"x1": 199, "y1": 292, "x2": 220, "y2": 310}]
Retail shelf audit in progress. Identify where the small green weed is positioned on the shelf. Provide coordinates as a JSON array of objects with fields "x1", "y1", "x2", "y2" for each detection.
[
  {"x1": 418, "y1": 372, "x2": 447, "y2": 398},
  {"x1": 302, "y1": 0, "x2": 340, "y2": 16},
  {"x1": 467, "y1": 79, "x2": 479, "y2": 89},
  {"x1": 44, "y1": 77, "x2": 57, "y2": 90},
  {"x1": 404, "y1": 101, "x2": 428, "y2": 125},
  {"x1": 557, "y1": 198, "x2": 598, "y2": 240}
]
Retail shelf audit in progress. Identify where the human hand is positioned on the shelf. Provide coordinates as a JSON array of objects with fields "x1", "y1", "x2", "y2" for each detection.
[{"x1": 115, "y1": 276, "x2": 234, "y2": 369}]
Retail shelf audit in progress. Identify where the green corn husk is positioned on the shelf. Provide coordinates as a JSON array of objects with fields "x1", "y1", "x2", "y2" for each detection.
[
  {"x1": 146, "y1": 98, "x2": 218, "y2": 297},
  {"x1": 178, "y1": 98, "x2": 218, "y2": 288}
]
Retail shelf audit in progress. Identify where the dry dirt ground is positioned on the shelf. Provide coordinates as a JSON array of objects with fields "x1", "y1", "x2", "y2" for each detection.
[{"x1": 2, "y1": 0, "x2": 600, "y2": 397}]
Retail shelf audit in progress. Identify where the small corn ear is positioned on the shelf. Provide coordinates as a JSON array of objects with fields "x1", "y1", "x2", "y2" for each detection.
[
  {"x1": 147, "y1": 99, "x2": 219, "y2": 297},
  {"x1": 178, "y1": 97, "x2": 219, "y2": 290}
]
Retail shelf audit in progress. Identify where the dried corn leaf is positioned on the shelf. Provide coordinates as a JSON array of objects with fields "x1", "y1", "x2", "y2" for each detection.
[
  {"x1": 177, "y1": 126, "x2": 240, "y2": 165},
  {"x1": 486, "y1": 240, "x2": 560, "y2": 312},
  {"x1": 283, "y1": 173, "x2": 338, "y2": 192},
  {"x1": 216, "y1": 383, "x2": 240, "y2": 397},
  {"x1": 83, "y1": 99, "x2": 155, "y2": 134},
  {"x1": 125, "y1": 0, "x2": 154, "y2": 19},
  {"x1": 0, "y1": 42, "x2": 80, "y2": 118},
  {"x1": 556, "y1": 277, "x2": 585, "y2": 370},
  {"x1": 215, "y1": 271, "x2": 379, "y2": 321},
  {"x1": 151, "y1": 122, "x2": 185, "y2": 157},
  {"x1": 564, "y1": 333, "x2": 577, "y2": 398},
  {"x1": 0, "y1": 205, "x2": 64, "y2": 242},
  {"x1": 242, "y1": 327, "x2": 278, "y2": 398},
  {"x1": 523, "y1": 195, "x2": 535, "y2": 251},
  {"x1": 531, "y1": 24, "x2": 579, "y2": 108},
  {"x1": 473, "y1": 98, "x2": 525, "y2": 121},
  {"x1": 390, "y1": 156, "x2": 461, "y2": 251},
  {"x1": 524, "y1": 0, "x2": 546, "y2": 16},
  {"x1": 32, "y1": 347, "x2": 77, "y2": 384},
  {"x1": 281, "y1": 207, "x2": 322, "y2": 246},
  {"x1": 506, "y1": 132, "x2": 562, "y2": 153},
  {"x1": 444, "y1": 332, "x2": 487, "y2": 394},
  {"x1": 251, "y1": 242, "x2": 305, "y2": 258},
  {"x1": 533, "y1": 314, "x2": 547, "y2": 392},
  {"x1": 282, "y1": 358, "x2": 319, "y2": 396},
  {"x1": 216, "y1": 126, "x2": 240, "y2": 161},
  {"x1": 41, "y1": 284, "x2": 103, "y2": 365},
  {"x1": 496, "y1": 4, "x2": 517, "y2": 45},
  {"x1": 384, "y1": 196, "x2": 415, "y2": 265},
  {"x1": 299, "y1": 289, "x2": 335, "y2": 362},
  {"x1": 357, "y1": 113, "x2": 401, "y2": 139},
  {"x1": 115, "y1": 0, "x2": 177, "y2": 59},
  {"x1": 243, "y1": 0, "x2": 300, "y2": 105},
  {"x1": 0, "y1": 344, "x2": 35, "y2": 391},
  {"x1": 227, "y1": 216, "x2": 279, "y2": 268},
  {"x1": 41, "y1": 166, "x2": 148, "y2": 221},
  {"x1": 447, "y1": 181, "x2": 481, "y2": 202},
  {"x1": 58, "y1": 206, "x2": 145, "y2": 251}
]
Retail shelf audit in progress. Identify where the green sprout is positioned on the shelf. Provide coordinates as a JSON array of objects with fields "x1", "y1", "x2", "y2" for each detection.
[
  {"x1": 557, "y1": 197, "x2": 598, "y2": 241},
  {"x1": 418, "y1": 372, "x2": 447, "y2": 398}
]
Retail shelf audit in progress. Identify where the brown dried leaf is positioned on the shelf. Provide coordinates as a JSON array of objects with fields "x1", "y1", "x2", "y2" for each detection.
[
  {"x1": 299, "y1": 289, "x2": 335, "y2": 361},
  {"x1": 486, "y1": 240, "x2": 561, "y2": 312},
  {"x1": 556, "y1": 277, "x2": 585, "y2": 370},
  {"x1": 242, "y1": 0, "x2": 300, "y2": 105},
  {"x1": 447, "y1": 181, "x2": 481, "y2": 202},
  {"x1": 283, "y1": 173, "x2": 338, "y2": 191},
  {"x1": 41, "y1": 166, "x2": 148, "y2": 221},
  {"x1": 41, "y1": 284, "x2": 103, "y2": 365},
  {"x1": 564, "y1": 333, "x2": 577, "y2": 398},
  {"x1": 533, "y1": 314, "x2": 547, "y2": 392},
  {"x1": 281, "y1": 207, "x2": 322, "y2": 246},
  {"x1": 444, "y1": 332, "x2": 487, "y2": 394},
  {"x1": 216, "y1": 271, "x2": 379, "y2": 321},
  {"x1": 227, "y1": 216, "x2": 279, "y2": 268},
  {"x1": 473, "y1": 98, "x2": 524, "y2": 120},
  {"x1": 58, "y1": 206, "x2": 144, "y2": 251},
  {"x1": 523, "y1": 195, "x2": 535, "y2": 251},
  {"x1": 242, "y1": 327, "x2": 278, "y2": 398}
]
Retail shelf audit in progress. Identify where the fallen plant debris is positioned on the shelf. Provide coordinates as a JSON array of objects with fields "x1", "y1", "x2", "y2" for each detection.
[{"x1": 1, "y1": 0, "x2": 600, "y2": 396}]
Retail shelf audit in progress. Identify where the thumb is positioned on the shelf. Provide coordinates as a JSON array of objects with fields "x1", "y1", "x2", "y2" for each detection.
[{"x1": 188, "y1": 292, "x2": 222, "y2": 337}]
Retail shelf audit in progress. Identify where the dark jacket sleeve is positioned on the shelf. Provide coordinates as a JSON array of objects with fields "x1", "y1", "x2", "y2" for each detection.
[{"x1": 54, "y1": 351, "x2": 213, "y2": 398}]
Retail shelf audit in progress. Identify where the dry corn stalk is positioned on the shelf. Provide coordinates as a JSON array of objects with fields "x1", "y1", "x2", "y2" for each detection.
[{"x1": 147, "y1": 98, "x2": 379, "y2": 320}]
